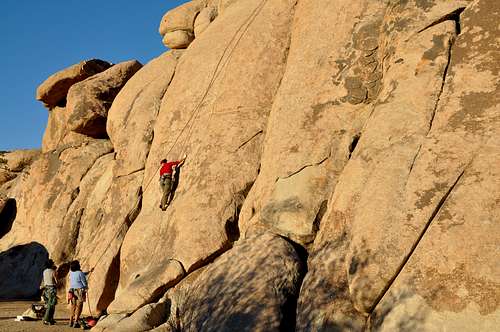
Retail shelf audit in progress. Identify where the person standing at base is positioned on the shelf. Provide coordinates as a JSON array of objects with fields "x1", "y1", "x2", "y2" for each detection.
[
  {"x1": 68, "y1": 260, "x2": 91, "y2": 328},
  {"x1": 159, "y1": 155, "x2": 186, "y2": 211},
  {"x1": 41, "y1": 259, "x2": 58, "y2": 325}
]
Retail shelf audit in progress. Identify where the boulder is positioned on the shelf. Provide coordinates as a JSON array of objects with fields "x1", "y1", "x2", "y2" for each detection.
[
  {"x1": 108, "y1": 258, "x2": 184, "y2": 314},
  {"x1": 0, "y1": 242, "x2": 49, "y2": 299},
  {"x1": 159, "y1": 0, "x2": 206, "y2": 36},
  {"x1": 66, "y1": 60, "x2": 142, "y2": 138},
  {"x1": 42, "y1": 106, "x2": 69, "y2": 152},
  {"x1": 149, "y1": 267, "x2": 207, "y2": 332},
  {"x1": 91, "y1": 313, "x2": 128, "y2": 332},
  {"x1": 36, "y1": 59, "x2": 111, "y2": 108},
  {"x1": 107, "y1": 50, "x2": 183, "y2": 176},
  {"x1": 179, "y1": 233, "x2": 304, "y2": 331},
  {"x1": 112, "y1": 0, "x2": 297, "y2": 313},
  {"x1": 194, "y1": 6, "x2": 218, "y2": 37},
  {"x1": 105, "y1": 302, "x2": 169, "y2": 332},
  {"x1": 0, "y1": 150, "x2": 39, "y2": 190},
  {"x1": 162, "y1": 30, "x2": 195, "y2": 49}
]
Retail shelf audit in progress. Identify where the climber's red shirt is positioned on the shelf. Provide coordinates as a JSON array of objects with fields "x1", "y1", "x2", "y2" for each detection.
[{"x1": 159, "y1": 161, "x2": 181, "y2": 176}]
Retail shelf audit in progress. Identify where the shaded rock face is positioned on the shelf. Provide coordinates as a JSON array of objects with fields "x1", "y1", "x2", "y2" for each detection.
[
  {"x1": 36, "y1": 59, "x2": 111, "y2": 108},
  {"x1": 0, "y1": 196, "x2": 16, "y2": 239},
  {"x1": 2, "y1": 0, "x2": 499, "y2": 330},
  {"x1": 178, "y1": 232, "x2": 304, "y2": 332},
  {"x1": 0, "y1": 242, "x2": 48, "y2": 299}
]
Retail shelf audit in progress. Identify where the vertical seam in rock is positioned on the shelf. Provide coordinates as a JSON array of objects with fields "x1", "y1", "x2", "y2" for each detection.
[
  {"x1": 67, "y1": 208, "x2": 84, "y2": 260},
  {"x1": 427, "y1": 39, "x2": 453, "y2": 133},
  {"x1": 144, "y1": 57, "x2": 181, "y2": 166},
  {"x1": 425, "y1": 8, "x2": 464, "y2": 133},
  {"x1": 404, "y1": 144, "x2": 422, "y2": 187},
  {"x1": 258, "y1": 0, "x2": 299, "y2": 157},
  {"x1": 367, "y1": 166, "x2": 467, "y2": 318}
]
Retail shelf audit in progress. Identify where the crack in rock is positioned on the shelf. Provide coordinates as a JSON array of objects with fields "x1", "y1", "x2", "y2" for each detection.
[
  {"x1": 233, "y1": 130, "x2": 263, "y2": 152},
  {"x1": 368, "y1": 166, "x2": 467, "y2": 317},
  {"x1": 279, "y1": 153, "x2": 331, "y2": 181}
]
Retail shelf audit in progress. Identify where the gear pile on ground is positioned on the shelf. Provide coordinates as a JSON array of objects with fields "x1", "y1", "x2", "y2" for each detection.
[{"x1": 0, "y1": 0, "x2": 498, "y2": 331}]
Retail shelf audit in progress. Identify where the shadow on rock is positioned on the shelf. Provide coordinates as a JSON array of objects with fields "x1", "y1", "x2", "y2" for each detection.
[
  {"x1": 0, "y1": 242, "x2": 49, "y2": 299},
  {"x1": 176, "y1": 232, "x2": 305, "y2": 332},
  {"x1": 0, "y1": 198, "x2": 17, "y2": 239}
]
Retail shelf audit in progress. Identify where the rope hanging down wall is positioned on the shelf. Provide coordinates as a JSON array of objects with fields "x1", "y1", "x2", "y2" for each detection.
[{"x1": 86, "y1": 0, "x2": 269, "y2": 280}]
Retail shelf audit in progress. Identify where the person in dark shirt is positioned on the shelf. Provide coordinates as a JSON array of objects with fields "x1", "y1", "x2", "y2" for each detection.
[{"x1": 159, "y1": 155, "x2": 186, "y2": 210}]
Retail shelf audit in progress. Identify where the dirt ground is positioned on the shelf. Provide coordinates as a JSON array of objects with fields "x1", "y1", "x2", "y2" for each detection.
[{"x1": 0, "y1": 301, "x2": 82, "y2": 332}]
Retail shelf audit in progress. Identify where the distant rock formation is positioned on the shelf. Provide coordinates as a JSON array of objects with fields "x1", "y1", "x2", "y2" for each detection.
[{"x1": 0, "y1": 0, "x2": 498, "y2": 330}]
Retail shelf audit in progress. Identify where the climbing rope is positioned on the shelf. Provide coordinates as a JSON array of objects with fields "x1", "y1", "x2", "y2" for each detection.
[
  {"x1": 85, "y1": 0, "x2": 269, "y2": 280},
  {"x1": 141, "y1": 0, "x2": 268, "y2": 194},
  {"x1": 152, "y1": 0, "x2": 270, "y2": 252}
]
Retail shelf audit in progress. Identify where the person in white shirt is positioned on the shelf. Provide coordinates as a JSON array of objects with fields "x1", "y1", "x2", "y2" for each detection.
[{"x1": 41, "y1": 259, "x2": 57, "y2": 325}]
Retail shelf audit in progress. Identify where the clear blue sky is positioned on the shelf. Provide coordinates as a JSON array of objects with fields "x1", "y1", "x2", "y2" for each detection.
[{"x1": 0, "y1": 0, "x2": 188, "y2": 151}]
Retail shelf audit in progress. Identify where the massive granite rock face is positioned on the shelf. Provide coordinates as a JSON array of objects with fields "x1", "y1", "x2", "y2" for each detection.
[
  {"x1": 296, "y1": 0, "x2": 500, "y2": 331},
  {"x1": 111, "y1": 0, "x2": 297, "y2": 314},
  {"x1": 1, "y1": 0, "x2": 498, "y2": 330}
]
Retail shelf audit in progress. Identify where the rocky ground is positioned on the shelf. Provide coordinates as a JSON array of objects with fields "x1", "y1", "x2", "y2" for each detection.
[{"x1": 0, "y1": 301, "x2": 75, "y2": 332}]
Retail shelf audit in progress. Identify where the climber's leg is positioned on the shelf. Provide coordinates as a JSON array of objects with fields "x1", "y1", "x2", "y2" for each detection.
[{"x1": 160, "y1": 175, "x2": 172, "y2": 210}]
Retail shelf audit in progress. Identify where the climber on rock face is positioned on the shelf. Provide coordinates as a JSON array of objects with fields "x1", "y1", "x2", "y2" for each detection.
[{"x1": 159, "y1": 155, "x2": 186, "y2": 210}]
